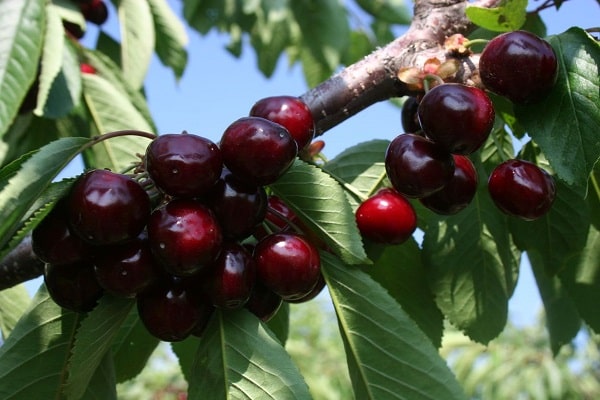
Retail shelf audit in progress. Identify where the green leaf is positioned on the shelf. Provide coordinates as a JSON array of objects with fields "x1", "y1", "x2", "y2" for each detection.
[
  {"x1": 0, "y1": 284, "x2": 30, "y2": 339},
  {"x1": 559, "y1": 226, "x2": 600, "y2": 332},
  {"x1": 64, "y1": 296, "x2": 134, "y2": 399},
  {"x1": 270, "y1": 160, "x2": 368, "y2": 265},
  {"x1": 423, "y1": 183, "x2": 521, "y2": 343},
  {"x1": 365, "y1": 239, "x2": 444, "y2": 348},
  {"x1": 354, "y1": 0, "x2": 411, "y2": 25},
  {"x1": 266, "y1": 302, "x2": 290, "y2": 346},
  {"x1": 148, "y1": 0, "x2": 189, "y2": 80},
  {"x1": 321, "y1": 252, "x2": 467, "y2": 400},
  {"x1": 0, "y1": 0, "x2": 45, "y2": 137},
  {"x1": 0, "y1": 136, "x2": 91, "y2": 252},
  {"x1": 529, "y1": 252, "x2": 581, "y2": 354},
  {"x1": 510, "y1": 180, "x2": 589, "y2": 275},
  {"x1": 0, "y1": 285, "x2": 82, "y2": 399},
  {"x1": 116, "y1": 0, "x2": 155, "y2": 89},
  {"x1": 515, "y1": 28, "x2": 600, "y2": 195},
  {"x1": 465, "y1": 0, "x2": 527, "y2": 32},
  {"x1": 171, "y1": 336, "x2": 200, "y2": 387},
  {"x1": 111, "y1": 307, "x2": 160, "y2": 383},
  {"x1": 188, "y1": 309, "x2": 312, "y2": 399},
  {"x1": 81, "y1": 352, "x2": 118, "y2": 400},
  {"x1": 82, "y1": 73, "x2": 154, "y2": 171}
]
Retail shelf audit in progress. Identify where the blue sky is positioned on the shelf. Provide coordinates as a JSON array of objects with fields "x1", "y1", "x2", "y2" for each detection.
[{"x1": 37, "y1": 0, "x2": 600, "y2": 329}]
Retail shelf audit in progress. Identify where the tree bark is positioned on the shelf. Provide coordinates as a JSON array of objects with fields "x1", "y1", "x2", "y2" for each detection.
[{"x1": 0, "y1": 0, "x2": 502, "y2": 290}]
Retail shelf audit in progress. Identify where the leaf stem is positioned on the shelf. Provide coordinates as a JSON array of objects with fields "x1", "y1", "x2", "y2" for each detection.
[{"x1": 324, "y1": 169, "x2": 369, "y2": 203}]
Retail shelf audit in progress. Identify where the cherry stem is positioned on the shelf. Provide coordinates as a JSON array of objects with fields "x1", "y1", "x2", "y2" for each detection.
[
  {"x1": 83, "y1": 129, "x2": 156, "y2": 152},
  {"x1": 590, "y1": 172, "x2": 600, "y2": 203},
  {"x1": 266, "y1": 206, "x2": 305, "y2": 235},
  {"x1": 422, "y1": 74, "x2": 445, "y2": 92},
  {"x1": 462, "y1": 38, "x2": 489, "y2": 48}
]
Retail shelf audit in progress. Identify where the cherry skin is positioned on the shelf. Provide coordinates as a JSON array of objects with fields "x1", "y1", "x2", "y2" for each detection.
[
  {"x1": 385, "y1": 133, "x2": 455, "y2": 198},
  {"x1": 80, "y1": 0, "x2": 109, "y2": 25},
  {"x1": 401, "y1": 96, "x2": 421, "y2": 133},
  {"x1": 205, "y1": 242, "x2": 256, "y2": 309},
  {"x1": 147, "y1": 199, "x2": 223, "y2": 276},
  {"x1": 488, "y1": 159, "x2": 556, "y2": 220},
  {"x1": 67, "y1": 169, "x2": 151, "y2": 245},
  {"x1": 479, "y1": 30, "x2": 558, "y2": 104},
  {"x1": 245, "y1": 281, "x2": 283, "y2": 322},
  {"x1": 250, "y1": 95, "x2": 315, "y2": 150},
  {"x1": 254, "y1": 232, "x2": 321, "y2": 301},
  {"x1": 254, "y1": 195, "x2": 299, "y2": 240},
  {"x1": 220, "y1": 116, "x2": 298, "y2": 186},
  {"x1": 285, "y1": 273, "x2": 326, "y2": 304},
  {"x1": 93, "y1": 233, "x2": 161, "y2": 298},
  {"x1": 418, "y1": 83, "x2": 495, "y2": 155},
  {"x1": 136, "y1": 276, "x2": 207, "y2": 342},
  {"x1": 145, "y1": 132, "x2": 222, "y2": 198},
  {"x1": 205, "y1": 169, "x2": 267, "y2": 240},
  {"x1": 32, "y1": 200, "x2": 91, "y2": 265},
  {"x1": 420, "y1": 155, "x2": 479, "y2": 215},
  {"x1": 355, "y1": 188, "x2": 417, "y2": 245},
  {"x1": 44, "y1": 261, "x2": 104, "y2": 313}
]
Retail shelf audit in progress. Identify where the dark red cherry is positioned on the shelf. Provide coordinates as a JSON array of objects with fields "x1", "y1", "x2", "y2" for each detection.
[
  {"x1": 254, "y1": 233, "x2": 321, "y2": 301},
  {"x1": 401, "y1": 96, "x2": 421, "y2": 133},
  {"x1": 420, "y1": 155, "x2": 478, "y2": 215},
  {"x1": 190, "y1": 302, "x2": 216, "y2": 338},
  {"x1": 205, "y1": 242, "x2": 256, "y2": 309},
  {"x1": 32, "y1": 200, "x2": 91, "y2": 265},
  {"x1": 205, "y1": 169, "x2": 267, "y2": 240},
  {"x1": 355, "y1": 188, "x2": 417, "y2": 245},
  {"x1": 93, "y1": 233, "x2": 160, "y2": 298},
  {"x1": 250, "y1": 96, "x2": 315, "y2": 150},
  {"x1": 488, "y1": 159, "x2": 556, "y2": 220},
  {"x1": 479, "y1": 30, "x2": 558, "y2": 104},
  {"x1": 145, "y1": 133, "x2": 223, "y2": 198},
  {"x1": 136, "y1": 276, "x2": 206, "y2": 342},
  {"x1": 80, "y1": 0, "x2": 109, "y2": 25},
  {"x1": 67, "y1": 169, "x2": 151, "y2": 245},
  {"x1": 285, "y1": 273, "x2": 326, "y2": 304},
  {"x1": 44, "y1": 261, "x2": 103, "y2": 313},
  {"x1": 147, "y1": 199, "x2": 222, "y2": 276},
  {"x1": 245, "y1": 281, "x2": 283, "y2": 322},
  {"x1": 220, "y1": 117, "x2": 298, "y2": 186},
  {"x1": 63, "y1": 21, "x2": 85, "y2": 40},
  {"x1": 385, "y1": 133, "x2": 455, "y2": 198},
  {"x1": 418, "y1": 83, "x2": 495, "y2": 155}
]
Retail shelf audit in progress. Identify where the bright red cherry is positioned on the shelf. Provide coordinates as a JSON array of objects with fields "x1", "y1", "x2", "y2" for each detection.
[
  {"x1": 250, "y1": 95, "x2": 315, "y2": 150},
  {"x1": 355, "y1": 188, "x2": 417, "y2": 245},
  {"x1": 80, "y1": 63, "x2": 96, "y2": 74},
  {"x1": 479, "y1": 30, "x2": 558, "y2": 104},
  {"x1": 488, "y1": 159, "x2": 556, "y2": 220},
  {"x1": 220, "y1": 117, "x2": 298, "y2": 186},
  {"x1": 418, "y1": 83, "x2": 495, "y2": 155},
  {"x1": 385, "y1": 133, "x2": 455, "y2": 198},
  {"x1": 254, "y1": 232, "x2": 321, "y2": 301},
  {"x1": 147, "y1": 199, "x2": 223, "y2": 276},
  {"x1": 420, "y1": 155, "x2": 478, "y2": 215},
  {"x1": 145, "y1": 132, "x2": 222, "y2": 198},
  {"x1": 44, "y1": 261, "x2": 104, "y2": 313},
  {"x1": 205, "y1": 242, "x2": 256, "y2": 309},
  {"x1": 67, "y1": 169, "x2": 151, "y2": 245}
]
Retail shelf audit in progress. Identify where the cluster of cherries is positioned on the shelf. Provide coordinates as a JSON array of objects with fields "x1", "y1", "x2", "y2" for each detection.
[
  {"x1": 355, "y1": 30, "x2": 559, "y2": 246},
  {"x1": 32, "y1": 96, "x2": 327, "y2": 342}
]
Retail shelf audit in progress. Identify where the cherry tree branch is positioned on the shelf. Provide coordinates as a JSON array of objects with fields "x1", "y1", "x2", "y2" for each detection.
[{"x1": 0, "y1": 0, "x2": 501, "y2": 291}]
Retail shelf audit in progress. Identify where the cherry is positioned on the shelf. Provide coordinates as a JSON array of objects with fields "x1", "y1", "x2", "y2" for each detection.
[
  {"x1": 205, "y1": 169, "x2": 267, "y2": 240},
  {"x1": 488, "y1": 159, "x2": 556, "y2": 220},
  {"x1": 245, "y1": 281, "x2": 283, "y2": 322},
  {"x1": 355, "y1": 188, "x2": 417, "y2": 245},
  {"x1": 249, "y1": 95, "x2": 315, "y2": 150},
  {"x1": 479, "y1": 30, "x2": 558, "y2": 104},
  {"x1": 67, "y1": 169, "x2": 151, "y2": 245},
  {"x1": 254, "y1": 195, "x2": 299, "y2": 240},
  {"x1": 93, "y1": 233, "x2": 160, "y2": 298},
  {"x1": 80, "y1": 0, "x2": 109, "y2": 25},
  {"x1": 136, "y1": 276, "x2": 207, "y2": 342},
  {"x1": 418, "y1": 83, "x2": 495, "y2": 155},
  {"x1": 80, "y1": 63, "x2": 96, "y2": 74},
  {"x1": 285, "y1": 273, "x2": 326, "y2": 304},
  {"x1": 32, "y1": 200, "x2": 91, "y2": 265},
  {"x1": 205, "y1": 242, "x2": 256, "y2": 309},
  {"x1": 190, "y1": 303, "x2": 215, "y2": 338},
  {"x1": 145, "y1": 132, "x2": 222, "y2": 198},
  {"x1": 420, "y1": 155, "x2": 478, "y2": 215},
  {"x1": 147, "y1": 198, "x2": 222, "y2": 276},
  {"x1": 385, "y1": 133, "x2": 455, "y2": 198},
  {"x1": 220, "y1": 116, "x2": 297, "y2": 186},
  {"x1": 63, "y1": 21, "x2": 85, "y2": 40},
  {"x1": 401, "y1": 96, "x2": 421, "y2": 133},
  {"x1": 254, "y1": 232, "x2": 321, "y2": 301},
  {"x1": 44, "y1": 261, "x2": 104, "y2": 313}
]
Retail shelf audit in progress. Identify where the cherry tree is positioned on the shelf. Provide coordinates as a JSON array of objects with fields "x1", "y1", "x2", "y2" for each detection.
[{"x1": 0, "y1": 0, "x2": 598, "y2": 398}]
